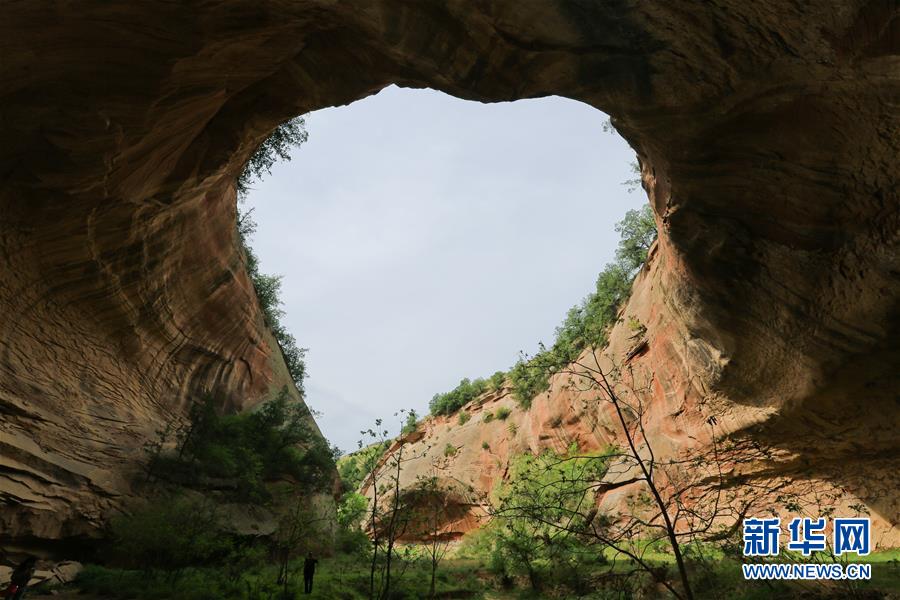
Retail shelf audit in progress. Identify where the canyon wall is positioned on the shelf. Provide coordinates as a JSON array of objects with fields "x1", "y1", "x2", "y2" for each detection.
[
  {"x1": 366, "y1": 240, "x2": 899, "y2": 546},
  {"x1": 1, "y1": 1, "x2": 897, "y2": 551}
]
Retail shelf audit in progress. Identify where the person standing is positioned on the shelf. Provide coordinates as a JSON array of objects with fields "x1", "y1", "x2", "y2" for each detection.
[
  {"x1": 4, "y1": 556, "x2": 37, "y2": 600},
  {"x1": 302, "y1": 552, "x2": 318, "y2": 594}
]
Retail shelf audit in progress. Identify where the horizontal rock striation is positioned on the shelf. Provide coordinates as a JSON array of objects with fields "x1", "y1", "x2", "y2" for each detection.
[{"x1": 1, "y1": 0, "x2": 897, "y2": 550}]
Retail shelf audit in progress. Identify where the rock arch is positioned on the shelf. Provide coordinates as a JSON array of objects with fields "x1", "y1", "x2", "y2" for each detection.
[{"x1": 1, "y1": 1, "x2": 897, "y2": 550}]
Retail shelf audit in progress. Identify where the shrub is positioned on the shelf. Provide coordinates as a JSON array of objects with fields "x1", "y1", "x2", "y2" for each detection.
[
  {"x1": 505, "y1": 204, "x2": 658, "y2": 408},
  {"x1": 235, "y1": 118, "x2": 310, "y2": 393},
  {"x1": 495, "y1": 407, "x2": 512, "y2": 421},
  {"x1": 429, "y1": 377, "x2": 489, "y2": 416},
  {"x1": 109, "y1": 495, "x2": 232, "y2": 571},
  {"x1": 444, "y1": 443, "x2": 458, "y2": 457},
  {"x1": 482, "y1": 441, "x2": 490, "y2": 450},
  {"x1": 482, "y1": 412, "x2": 495, "y2": 423},
  {"x1": 237, "y1": 117, "x2": 308, "y2": 199},
  {"x1": 337, "y1": 440, "x2": 390, "y2": 492},
  {"x1": 238, "y1": 214, "x2": 307, "y2": 394},
  {"x1": 401, "y1": 410, "x2": 419, "y2": 435},
  {"x1": 509, "y1": 356, "x2": 551, "y2": 409},
  {"x1": 489, "y1": 371, "x2": 506, "y2": 392},
  {"x1": 507, "y1": 423, "x2": 518, "y2": 436},
  {"x1": 458, "y1": 412, "x2": 471, "y2": 425},
  {"x1": 148, "y1": 387, "x2": 333, "y2": 502}
]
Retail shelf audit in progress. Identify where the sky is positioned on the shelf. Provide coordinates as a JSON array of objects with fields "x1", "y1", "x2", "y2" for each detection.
[{"x1": 245, "y1": 85, "x2": 643, "y2": 452}]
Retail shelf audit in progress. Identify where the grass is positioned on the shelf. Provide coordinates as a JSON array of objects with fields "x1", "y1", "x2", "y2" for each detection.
[
  {"x1": 74, "y1": 554, "x2": 492, "y2": 600},
  {"x1": 67, "y1": 542, "x2": 900, "y2": 600}
]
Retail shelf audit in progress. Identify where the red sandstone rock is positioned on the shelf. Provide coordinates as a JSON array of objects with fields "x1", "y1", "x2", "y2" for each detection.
[{"x1": 1, "y1": 1, "x2": 897, "y2": 551}]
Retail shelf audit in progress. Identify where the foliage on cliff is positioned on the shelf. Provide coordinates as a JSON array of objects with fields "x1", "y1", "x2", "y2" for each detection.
[
  {"x1": 147, "y1": 387, "x2": 333, "y2": 502},
  {"x1": 429, "y1": 204, "x2": 657, "y2": 415},
  {"x1": 508, "y1": 203, "x2": 656, "y2": 407},
  {"x1": 337, "y1": 440, "x2": 391, "y2": 492},
  {"x1": 236, "y1": 117, "x2": 309, "y2": 393}
]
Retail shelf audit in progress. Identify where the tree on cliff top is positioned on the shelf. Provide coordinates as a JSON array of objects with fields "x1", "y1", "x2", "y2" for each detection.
[
  {"x1": 237, "y1": 116, "x2": 308, "y2": 200},
  {"x1": 236, "y1": 116, "x2": 309, "y2": 393}
]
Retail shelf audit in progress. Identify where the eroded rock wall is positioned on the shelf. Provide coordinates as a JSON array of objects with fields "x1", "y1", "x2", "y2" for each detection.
[{"x1": 1, "y1": 0, "x2": 897, "y2": 550}]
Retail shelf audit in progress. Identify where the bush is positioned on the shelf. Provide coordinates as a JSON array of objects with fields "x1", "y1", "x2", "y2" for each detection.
[
  {"x1": 482, "y1": 412, "x2": 495, "y2": 423},
  {"x1": 109, "y1": 496, "x2": 232, "y2": 571},
  {"x1": 235, "y1": 119, "x2": 310, "y2": 394},
  {"x1": 429, "y1": 377, "x2": 489, "y2": 416},
  {"x1": 482, "y1": 441, "x2": 490, "y2": 450},
  {"x1": 401, "y1": 410, "x2": 419, "y2": 435},
  {"x1": 509, "y1": 356, "x2": 551, "y2": 409},
  {"x1": 148, "y1": 387, "x2": 333, "y2": 502},
  {"x1": 489, "y1": 371, "x2": 506, "y2": 392},
  {"x1": 495, "y1": 407, "x2": 512, "y2": 421},
  {"x1": 444, "y1": 443, "x2": 458, "y2": 457},
  {"x1": 237, "y1": 117, "x2": 308, "y2": 199},
  {"x1": 458, "y1": 412, "x2": 471, "y2": 425},
  {"x1": 505, "y1": 204, "x2": 658, "y2": 411},
  {"x1": 337, "y1": 441, "x2": 390, "y2": 492}
]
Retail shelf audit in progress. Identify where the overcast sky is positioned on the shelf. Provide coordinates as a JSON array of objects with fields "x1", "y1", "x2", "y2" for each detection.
[{"x1": 245, "y1": 85, "x2": 643, "y2": 452}]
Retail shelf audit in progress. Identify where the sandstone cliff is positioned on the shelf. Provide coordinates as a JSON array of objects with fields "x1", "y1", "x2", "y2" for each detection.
[
  {"x1": 2, "y1": 0, "x2": 898, "y2": 553},
  {"x1": 365, "y1": 240, "x2": 900, "y2": 546}
]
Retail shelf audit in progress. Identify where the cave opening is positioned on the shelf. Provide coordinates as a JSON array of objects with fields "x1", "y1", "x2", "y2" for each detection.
[{"x1": 239, "y1": 85, "x2": 644, "y2": 453}]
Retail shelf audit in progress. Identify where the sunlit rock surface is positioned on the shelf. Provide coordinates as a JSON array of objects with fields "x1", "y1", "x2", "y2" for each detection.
[{"x1": 1, "y1": 1, "x2": 897, "y2": 551}]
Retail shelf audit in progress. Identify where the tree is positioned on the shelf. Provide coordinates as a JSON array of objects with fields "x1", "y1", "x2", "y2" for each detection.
[
  {"x1": 235, "y1": 116, "x2": 309, "y2": 393},
  {"x1": 489, "y1": 448, "x2": 607, "y2": 593},
  {"x1": 614, "y1": 203, "x2": 657, "y2": 274},
  {"x1": 237, "y1": 116, "x2": 308, "y2": 200},
  {"x1": 146, "y1": 387, "x2": 332, "y2": 502},
  {"x1": 109, "y1": 495, "x2": 231, "y2": 574},
  {"x1": 359, "y1": 412, "x2": 435, "y2": 600},
  {"x1": 272, "y1": 490, "x2": 330, "y2": 598},
  {"x1": 402, "y1": 409, "x2": 419, "y2": 435},
  {"x1": 407, "y1": 469, "x2": 455, "y2": 599}
]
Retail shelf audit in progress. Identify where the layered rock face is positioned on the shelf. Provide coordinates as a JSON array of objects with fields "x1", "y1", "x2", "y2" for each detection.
[
  {"x1": 2, "y1": 1, "x2": 897, "y2": 551},
  {"x1": 366, "y1": 244, "x2": 900, "y2": 545}
]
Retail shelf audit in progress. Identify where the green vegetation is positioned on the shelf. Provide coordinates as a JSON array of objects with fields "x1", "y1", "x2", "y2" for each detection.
[
  {"x1": 482, "y1": 411, "x2": 494, "y2": 423},
  {"x1": 337, "y1": 441, "x2": 391, "y2": 492},
  {"x1": 488, "y1": 370, "x2": 506, "y2": 392},
  {"x1": 147, "y1": 387, "x2": 332, "y2": 502},
  {"x1": 236, "y1": 116, "x2": 309, "y2": 394},
  {"x1": 457, "y1": 411, "x2": 471, "y2": 425},
  {"x1": 443, "y1": 443, "x2": 458, "y2": 457},
  {"x1": 236, "y1": 116, "x2": 308, "y2": 199},
  {"x1": 109, "y1": 495, "x2": 232, "y2": 573},
  {"x1": 482, "y1": 448, "x2": 611, "y2": 593},
  {"x1": 401, "y1": 409, "x2": 419, "y2": 435},
  {"x1": 482, "y1": 441, "x2": 490, "y2": 450},
  {"x1": 495, "y1": 407, "x2": 512, "y2": 421},
  {"x1": 75, "y1": 551, "x2": 900, "y2": 600},
  {"x1": 509, "y1": 354, "x2": 551, "y2": 409},
  {"x1": 75, "y1": 555, "x2": 494, "y2": 600},
  {"x1": 428, "y1": 204, "x2": 657, "y2": 415},
  {"x1": 429, "y1": 377, "x2": 489, "y2": 416},
  {"x1": 507, "y1": 203, "x2": 657, "y2": 409}
]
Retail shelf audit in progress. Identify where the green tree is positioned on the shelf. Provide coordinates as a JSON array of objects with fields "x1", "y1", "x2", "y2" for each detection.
[
  {"x1": 237, "y1": 116, "x2": 308, "y2": 199},
  {"x1": 429, "y1": 377, "x2": 488, "y2": 416},
  {"x1": 488, "y1": 449, "x2": 608, "y2": 592},
  {"x1": 148, "y1": 387, "x2": 332, "y2": 502},
  {"x1": 236, "y1": 117, "x2": 309, "y2": 393},
  {"x1": 110, "y1": 495, "x2": 231, "y2": 573},
  {"x1": 614, "y1": 203, "x2": 657, "y2": 274},
  {"x1": 401, "y1": 410, "x2": 419, "y2": 435}
]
